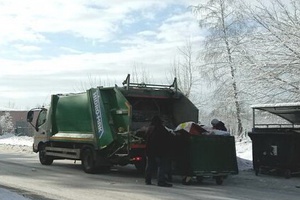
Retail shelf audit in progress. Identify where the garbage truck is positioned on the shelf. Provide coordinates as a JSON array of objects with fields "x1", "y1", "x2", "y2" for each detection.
[{"x1": 27, "y1": 74, "x2": 198, "y2": 173}]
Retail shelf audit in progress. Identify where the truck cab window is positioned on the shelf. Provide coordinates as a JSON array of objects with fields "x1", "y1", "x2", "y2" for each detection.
[{"x1": 37, "y1": 110, "x2": 47, "y2": 127}]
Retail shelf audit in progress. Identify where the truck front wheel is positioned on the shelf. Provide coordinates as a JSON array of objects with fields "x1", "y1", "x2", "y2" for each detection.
[
  {"x1": 81, "y1": 148, "x2": 97, "y2": 174},
  {"x1": 39, "y1": 144, "x2": 53, "y2": 165}
]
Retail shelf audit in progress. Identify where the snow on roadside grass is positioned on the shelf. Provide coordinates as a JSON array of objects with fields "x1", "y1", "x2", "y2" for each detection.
[
  {"x1": 0, "y1": 133, "x2": 33, "y2": 146},
  {"x1": 0, "y1": 133, "x2": 33, "y2": 153}
]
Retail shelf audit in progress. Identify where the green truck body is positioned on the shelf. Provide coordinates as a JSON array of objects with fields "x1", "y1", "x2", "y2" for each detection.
[
  {"x1": 27, "y1": 75, "x2": 199, "y2": 173},
  {"x1": 49, "y1": 87, "x2": 130, "y2": 149}
]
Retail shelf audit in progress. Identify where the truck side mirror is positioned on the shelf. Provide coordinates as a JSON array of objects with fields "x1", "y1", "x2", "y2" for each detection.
[{"x1": 27, "y1": 111, "x2": 34, "y2": 123}]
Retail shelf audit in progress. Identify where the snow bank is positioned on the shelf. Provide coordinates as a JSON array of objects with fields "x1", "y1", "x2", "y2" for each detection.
[
  {"x1": 0, "y1": 133, "x2": 33, "y2": 153},
  {"x1": 235, "y1": 137, "x2": 253, "y2": 171},
  {"x1": 0, "y1": 133, "x2": 33, "y2": 146}
]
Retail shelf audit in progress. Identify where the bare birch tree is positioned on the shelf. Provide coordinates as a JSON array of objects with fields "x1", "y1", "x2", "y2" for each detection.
[
  {"x1": 170, "y1": 38, "x2": 201, "y2": 98},
  {"x1": 191, "y1": 0, "x2": 251, "y2": 136},
  {"x1": 131, "y1": 63, "x2": 152, "y2": 84},
  {"x1": 75, "y1": 75, "x2": 115, "y2": 92}
]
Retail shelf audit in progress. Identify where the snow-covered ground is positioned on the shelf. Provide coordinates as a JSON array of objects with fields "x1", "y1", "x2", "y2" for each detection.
[
  {"x1": 0, "y1": 133, "x2": 253, "y2": 200},
  {"x1": 0, "y1": 134, "x2": 33, "y2": 200},
  {"x1": 0, "y1": 133, "x2": 33, "y2": 154},
  {"x1": 0, "y1": 133, "x2": 253, "y2": 170},
  {"x1": 0, "y1": 188, "x2": 31, "y2": 200},
  {"x1": 235, "y1": 138, "x2": 253, "y2": 171},
  {"x1": 0, "y1": 133, "x2": 33, "y2": 147}
]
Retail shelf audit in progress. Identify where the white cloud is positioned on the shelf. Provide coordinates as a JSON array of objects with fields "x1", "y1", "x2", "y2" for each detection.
[
  {"x1": 0, "y1": 0, "x2": 178, "y2": 43},
  {"x1": 157, "y1": 12, "x2": 201, "y2": 42},
  {"x1": 60, "y1": 47, "x2": 83, "y2": 54},
  {"x1": 13, "y1": 44, "x2": 41, "y2": 53},
  {"x1": 137, "y1": 30, "x2": 157, "y2": 37},
  {"x1": 0, "y1": 0, "x2": 204, "y2": 108}
]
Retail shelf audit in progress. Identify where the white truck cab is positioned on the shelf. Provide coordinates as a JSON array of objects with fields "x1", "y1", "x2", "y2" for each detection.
[{"x1": 27, "y1": 107, "x2": 51, "y2": 152}]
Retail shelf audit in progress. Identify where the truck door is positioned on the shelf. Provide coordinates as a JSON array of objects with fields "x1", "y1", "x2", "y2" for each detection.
[{"x1": 27, "y1": 108, "x2": 49, "y2": 152}]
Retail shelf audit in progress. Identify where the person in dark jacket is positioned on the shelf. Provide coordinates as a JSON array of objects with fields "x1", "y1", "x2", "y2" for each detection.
[
  {"x1": 211, "y1": 118, "x2": 227, "y2": 131},
  {"x1": 145, "y1": 116, "x2": 174, "y2": 187}
]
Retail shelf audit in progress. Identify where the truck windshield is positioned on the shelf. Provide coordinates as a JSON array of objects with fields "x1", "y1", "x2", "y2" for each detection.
[{"x1": 37, "y1": 110, "x2": 47, "y2": 127}]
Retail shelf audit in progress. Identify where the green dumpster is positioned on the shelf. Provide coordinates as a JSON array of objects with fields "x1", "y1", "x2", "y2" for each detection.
[
  {"x1": 248, "y1": 103, "x2": 300, "y2": 178},
  {"x1": 190, "y1": 135, "x2": 238, "y2": 173},
  {"x1": 188, "y1": 135, "x2": 239, "y2": 185}
]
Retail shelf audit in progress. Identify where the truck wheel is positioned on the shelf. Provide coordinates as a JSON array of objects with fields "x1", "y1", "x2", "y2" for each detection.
[
  {"x1": 284, "y1": 169, "x2": 291, "y2": 179},
  {"x1": 215, "y1": 176, "x2": 224, "y2": 185},
  {"x1": 81, "y1": 148, "x2": 97, "y2": 174},
  {"x1": 134, "y1": 159, "x2": 146, "y2": 173},
  {"x1": 39, "y1": 144, "x2": 53, "y2": 165},
  {"x1": 196, "y1": 176, "x2": 203, "y2": 183}
]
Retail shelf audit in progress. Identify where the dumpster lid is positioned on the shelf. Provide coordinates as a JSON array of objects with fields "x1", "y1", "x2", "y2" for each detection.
[{"x1": 251, "y1": 102, "x2": 300, "y2": 124}]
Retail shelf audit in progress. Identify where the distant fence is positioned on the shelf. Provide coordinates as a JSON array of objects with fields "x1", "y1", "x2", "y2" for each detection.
[{"x1": 15, "y1": 126, "x2": 34, "y2": 136}]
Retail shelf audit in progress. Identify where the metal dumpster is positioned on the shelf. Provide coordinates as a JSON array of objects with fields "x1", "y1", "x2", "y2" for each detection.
[
  {"x1": 173, "y1": 133, "x2": 238, "y2": 185},
  {"x1": 189, "y1": 135, "x2": 239, "y2": 185},
  {"x1": 248, "y1": 103, "x2": 300, "y2": 178}
]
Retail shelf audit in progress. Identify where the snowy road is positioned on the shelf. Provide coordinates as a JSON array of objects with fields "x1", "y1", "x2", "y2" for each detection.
[{"x1": 0, "y1": 145, "x2": 299, "y2": 200}]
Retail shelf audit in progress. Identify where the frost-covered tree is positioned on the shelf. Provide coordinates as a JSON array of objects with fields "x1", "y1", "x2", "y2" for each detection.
[
  {"x1": 0, "y1": 112, "x2": 14, "y2": 134},
  {"x1": 167, "y1": 38, "x2": 210, "y2": 119},
  {"x1": 169, "y1": 38, "x2": 201, "y2": 99},
  {"x1": 131, "y1": 63, "x2": 152, "y2": 84},
  {"x1": 242, "y1": 0, "x2": 300, "y2": 102},
  {"x1": 191, "y1": 0, "x2": 253, "y2": 136},
  {"x1": 75, "y1": 75, "x2": 114, "y2": 92}
]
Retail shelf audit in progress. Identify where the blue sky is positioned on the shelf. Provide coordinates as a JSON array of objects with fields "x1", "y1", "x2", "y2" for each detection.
[{"x1": 0, "y1": 0, "x2": 203, "y2": 109}]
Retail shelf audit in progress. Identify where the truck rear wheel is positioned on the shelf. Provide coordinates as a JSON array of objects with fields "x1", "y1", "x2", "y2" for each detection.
[
  {"x1": 81, "y1": 148, "x2": 97, "y2": 174},
  {"x1": 215, "y1": 176, "x2": 224, "y2": 185},
  {"x1": 134, "y1": 160, "x2": 146, "y2": 173},
  {"x1": 39, "y1": 144, "x2": 53, "y2": 165},
  {"x1": 284, "y1": 169, "x2": 291, "y2": 179}
]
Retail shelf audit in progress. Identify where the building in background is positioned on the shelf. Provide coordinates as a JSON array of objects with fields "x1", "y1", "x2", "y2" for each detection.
[{"x1": 0, "y1": 109, "x2": 33, "y2": 136}]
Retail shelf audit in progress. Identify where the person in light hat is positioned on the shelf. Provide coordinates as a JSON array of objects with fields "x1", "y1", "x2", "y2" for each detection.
[{"x1": 211, "y1": 118, "x2": 227, "y2": 131}]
